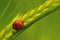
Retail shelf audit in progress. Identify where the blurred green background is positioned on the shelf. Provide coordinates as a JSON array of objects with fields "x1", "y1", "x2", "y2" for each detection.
[{"x1": 0, "y1": 0, "x2": 60, "y2": 40}]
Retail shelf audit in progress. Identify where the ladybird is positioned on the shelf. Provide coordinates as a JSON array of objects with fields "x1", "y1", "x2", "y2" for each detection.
[{"x1": 13, "y1": 20, "x2": 24, "y2": 30}]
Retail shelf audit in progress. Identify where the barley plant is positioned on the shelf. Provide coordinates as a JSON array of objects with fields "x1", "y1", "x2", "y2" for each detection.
[{"x1": 0, "y1": 0, "x2": 60, "y2": 40}]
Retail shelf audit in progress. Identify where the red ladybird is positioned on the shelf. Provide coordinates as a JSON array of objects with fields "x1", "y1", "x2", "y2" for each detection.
[{"x1": 13, "y1": 20, "x2": 24, "y2": 30}]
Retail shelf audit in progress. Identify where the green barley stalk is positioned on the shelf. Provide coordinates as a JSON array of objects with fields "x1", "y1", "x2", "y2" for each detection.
[{"x1": 0, "y1": 0, "x2": 60, "y2": 40}]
